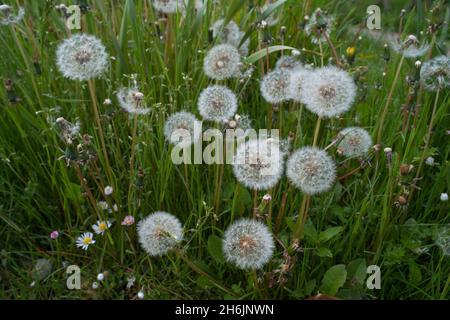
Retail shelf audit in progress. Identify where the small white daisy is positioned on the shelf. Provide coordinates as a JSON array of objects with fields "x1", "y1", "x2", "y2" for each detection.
[
  {"x1": 76, "y1": 232, "x2": 96, "y2": 250},
  {"x1": 104, "y1": 185, "x2": 113, "y2": 196},
  {"x1": 92, "y1": 220, "x2": 112, "y2": 235}
]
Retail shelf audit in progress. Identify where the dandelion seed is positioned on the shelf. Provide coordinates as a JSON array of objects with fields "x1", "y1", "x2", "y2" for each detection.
[
  {"x1": 116, "y1": 87, "x2": 151, "y2": 115},
  {"x1": 76, "y1": 232, "x2": 96, "y2": 250},
  {"x1": 203, "y1": 44, "x2": 241, "y2": 80},
  {"x1": 336, "y1": 127, "x2": 373, "y2": 157},
  {"x1": 304, "y1": 8, "x2": 334, "y2": 44},
  {"x1": 137, "y1": 212, "x2": 183, "y2": 256},
  {"x1": 288, "y1": 67, "x2": 313, "y2": 102},
  {"x1": 389, "y1": 34, "x2": 429, "y2": 58},
  {"x1": 103, "y1": 98, "x2": 112, "y2": 105},
  {"x1": 300, "y1": 66, "x2": 356, "y2": 118},
  {"x1": 104, "y1": 186, "x2": 113, "y2": 196},
  {"x1": 222, "y1": 218, "x2": 274, "y2": 270},
  {"x1": 420, "y1": 55, "x2": 450, "y2": 92},
  {"x1": 56, "y1": 34, "x2": 109, "y2": 81},
  {"x1": 260, "y1": 69, "x2": 291, "y2": 104},
  {"x1": 151, "y1": 0, "x2": 180, "y2": 14},
  {"x1": 50, "y1": 230, "x2": 59, "y2": 240},
  {"x1": 0, "y1": 5, "x2": 25, "y2": 26},
  {"x1": 164, "y1": 111, "x2": 201, "y2": 148},
  {"x1": 92, "y1": 220, "x2": 112, "y2": 235},
  {"x1": 440, "y1": 193, "x2": 448, "y2": 202},
  {"x1": 286, "y1": 147, "x2": 336, "y2": 195},
  {"x1": 232, "y1": 139, "x2": 284, "y2": 190},
  {"x1": 198, "y1": 85, "x2": 237, "y2": 122},
  {"x1": 121, "y1": 216, "x2": 135, "y2": 226}
]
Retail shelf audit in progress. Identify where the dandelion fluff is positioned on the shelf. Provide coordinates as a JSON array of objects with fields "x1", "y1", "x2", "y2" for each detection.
[
  {"x1": 164, "y1": 111, "x2": 201, "y2": 147},
  {"x1": 232, "y1": 139, "x2": 284, "y2": 190},
  {"x1": 286, "y1": 147, "x2": 336, "y2": 195},
  {"x1": 300, "y1": 66, "x2": 356, "y2": 118},
  {"x1": 389, "y1": 34, "x2": 429, "y2": 58},
  {"x1": 260, "y1": 69, "x2": 291, "y2": 104},
  {"x1": 0, "y1": 5, "x2": 24, "y2": 25},
  {"x1": 288, "y1": 67, "x2": 313, "y2": 102},
  {"x1": 223, "y1": 218, "x2": 274, "y2": 270},
  {"x1": 275, "y1": 55, "x2": 302, "y2": 71},
  {"x1": 420, "y1": 55, "x2": 450, "y2": 92},
  {"x1": 152, "y1": 0, "x2": 180, "y2": 14},
  {"x1": 203, "y1": 44, "x2": 241, "y2": 80},
  {"x1": 117, "y1": 87, "x2": 151, "y2": 115},
  {"x1": 305, "y1": 8, "x2": 334, "y2": 44},
  {"x1": 56, "y1": 34, "x2": 109, "y2": 81},
  {"x1": 198, "y1": 85, "x2": 237, "y2": 122},
  {"x1": 137, "y1": 212, "x2": 183, "y2": 256},
  {"x1": 337, "y1": 127, "x2": 372, "y2": 157},
  {"x1": 212, "y1": 19, "x2": 241, "y2": 45}
]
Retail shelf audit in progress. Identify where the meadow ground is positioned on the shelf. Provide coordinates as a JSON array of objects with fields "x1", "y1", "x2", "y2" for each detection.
[{"x1": 0, "y1": 0, "x2": 449, "y2": 300}]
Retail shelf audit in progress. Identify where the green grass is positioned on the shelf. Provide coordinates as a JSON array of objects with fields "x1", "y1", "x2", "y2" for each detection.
[{"x1": 0, "y1": 0, "x2": 449, "y2": 300}]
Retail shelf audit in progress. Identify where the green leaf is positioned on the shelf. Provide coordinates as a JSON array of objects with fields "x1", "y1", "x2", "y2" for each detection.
[
  {"x1": 320, "y1": 264, "x2": 347, "y2": 296},
  {"x1": 207, "y1": 235, "x2": 225, "y2": 264},
  {"x1": 347, "y1": 258, "x2": 367, "y2": 285},
  {"x1": 245, "y1": 45, "x2": 296, "y2": 64},
  {"x1": 319, "y1": 226, "x2": 343, "y2": 242},
  {"x1": 317, "y1": 247, "x2": 333, "y2": 258},
  {"x1": 304, "y1": 220, "x2": 318, "y2": 242}
]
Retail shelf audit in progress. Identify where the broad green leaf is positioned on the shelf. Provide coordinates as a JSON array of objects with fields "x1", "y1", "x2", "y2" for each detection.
[
  {"x1": 245, "y1": 45, "x2": 296, "y2": 64},
  {"x1": 347, "y1": 258, "x2": 367, "y2": 285},
  {"x1": 320, "y1": 264, "x2": 347, "y2": 295},
  {"x1": 319, "y1": 226, "x2": 343, "y2": 242},
  {"x1": 317, "y1": 247, "x2": 333, "y2": 258},
  {"x1": 304, "y1": 221, "x2": 318, "y2": 242},
  {"x1": 207, "y1": 235, "x2": 225, "y2": 264}
]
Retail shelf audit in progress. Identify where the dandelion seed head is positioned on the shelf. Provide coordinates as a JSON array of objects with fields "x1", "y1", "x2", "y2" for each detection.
[
  {"x1": 56, "y1": 34, "x2": 109, "y2": 81},
  {"x1": 223, "y1": 218, "x2": 274, "y2": 270},
  {"x1": 286, "y1": 147, "x2": 336, "y2": 195},
  {"x1": 304, "y1": 8, "x2": 334, "y2": 44},
  {"x1": 164, "y1": 111, "x2": 201, "y2": 147},
  {"x1": 33, "y1": 259, "x2": 53, "y2": 281},
  {"x1": 212, "y1": 19, "x2": 241, "y2": 45},
  {"x1": 389, "y1": 34, "x2": 430, "y2": 58},
  {"x1": 203, "y1": 44, "x2": 241, "y2": 80},
  {"x1": 420, "y1": 55, "x2": 450, "y2": 91},
  {"x1": 441, "y1": 193, "x2": 449, "y2": 202},
  {"x1": 232, "y1": 139, "x2": 284, "y2": 190},
  {"x1": 152, "y1": 0, "x2": 180, "y2": 14},
  {"x1": 260, "y1": 69, "x2": 291, "y2": 104},
  {"x1": 137, "y1": 212, "x2": 183, "y2": 256},
  {"x1": 288, "y1": 67, "x2": 313, "y2": 102},
  {"x1": 198, "y1": 85, "x2": 237, "y2": 122},
  {"x1": 336, "y1": 127, "x2": 373, "y2": 157},
  {"x1": 0, "y1": 5, "x2": 24, "y2": 26},
  {"x1": 275, "y1": 55, "x2": 302, "y2": 71},
  {"x1": 300, "y1": 66, "x2": 356, "y2": 118},
  {"x1": 117, "y1": 87, "x2": 151, "y2": 115}
]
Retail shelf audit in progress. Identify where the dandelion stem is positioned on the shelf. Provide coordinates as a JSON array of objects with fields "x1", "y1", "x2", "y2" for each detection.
[
  {"x1": 253, "y1": 189, "x2": 258, "y2": 218},
  {"x1": 312, "y1": 116, "x2": 322, "y2": 147},
  {"x1": 323, "y1": 32, "x2": 342, "y2": 68},
  {"x1": 376, "y1": 54, "x2": 405, "y2": 144}
]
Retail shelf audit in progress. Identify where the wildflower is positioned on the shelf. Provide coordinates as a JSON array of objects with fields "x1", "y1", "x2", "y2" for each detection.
[
  {"x1": 263, "y1": 194, "x2": 272, "y2": 202},
  {"x1": 389, "y1": 34, "x2": 429, "y2": 58},
  {"x1": 97, "y1": 201, "x2": 109, "y2": 211},
  {"x1": 151, "y1": 0, "x2": 180, "y2": 14},
  {"x1": 97, "y1": 273, "x2": 105, "y2": 281},
  {"x1": 286, "y1": 147, "x2": 336, "y2": 195},
  {"x1": 137, "y1": 212, "x2": 183, "y2": 256},
  {"x1": 0, "y1": 5, "x2": 25, "y2": 26},
  {"x1": 104, "y1": 185, "x2": 113, "y2": 196},
  {"x1": 117, "y1": 87, "x2": 151, "y2": 115},
  {"x1": 420, "y1": 56, "x2": 450, "y2": 92},
  {"x1": 222, "y1": 218, "x2": 274, "y2": 270},
  {"x1": 198, "y1": 85, "x2": 237, "y2": 122},
  {"x1": 260, "y1": 69, "x2": 291, "y2": 104},
  {"x1": 203, "y1": 44, "x2": 241, "y2": 80},
  {"x1": 76, "y1": 232, "x2": 96, "y2": 250},
  {"x1": 56, "y1": 34, "x2": 109, "y2": 81},
  {"x1": 441, "y1": 193, "x2": 449, "y2": 202},
  {"x1": 164, "y1": 111, "x2": 202, "y2": 148},
  {"x1": 137, "y1": 291, "x2": 145, "y2": 299},
  {"x1": 425, "y1": 156, "x2": 435, "y2": 166},
  {"x1": 300, "y1": 66, "x2": 356, "y2": 118},
  {"x1": 304, "y1": 8, "x2": 334, "y2": 44},
  {"x1": 336, "y1": 127, "x2": 373, "y2": 157},
  {"x1": 126, "y1": 276, "x2": 136, "y2": 289},
  {"x1": 103, "y1": 98, "x2": 112, "y2": 105},
  {"x1": 232, "y1": 139, "x2": 284, "y2": 190},
  {"x1": 275, "y1": 55, "x2": 303, "y2": 71},
  {"x1": 50, "y1": 231, "x2": 59, "y2": 240},
  {"x1": 92, "y1": 220, "x2": 112, "y2": 235},
  {"x1": 288, "y1": 67, "x2": 313, "y2": 103},
  {"x1": 121, "y1": 216, "x2": 135, "y2": 226},
  {"x1": 92, "y1": 282, "x2": 99, "y2": 289}
]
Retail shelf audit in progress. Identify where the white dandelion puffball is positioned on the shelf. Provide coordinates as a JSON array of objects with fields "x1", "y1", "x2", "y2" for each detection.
[
  {"x1": 203, "y1": 44, "x2": 241, "y2": 80},
  {"x1": 276, "y1": 55, "x2": 302, "y2": 71},
  {"x1": 223, "y1": 218, "x2": 274, "y2": 270},
  {"x1": 198, "y1": 85, "x2": 237, "y2": 122},
  {"x1": 137, "y1": 212, "x2": 183, "y2": 256},
  {"x1": 288, "y1": 67, "x2": 313, "y2": 102},
  {"x1": 212, "y1": 19, "x2": 241, "y2": 45},
  {"x1": 232, "y1": 139, "x2": 284, "y2": 190},
  {"x1": 0, "y1": 5, "x2": 25, "y2": 25},
  {"x1": 337, "y1": 127, "x2": 373, "y2": 157},
  {"x1": 56, "y1": 34, "x2": 109, "y2": 81},
  {"x1": 152, "y1": 0, "x2": 180, "y2": 14},
  {"x1": 164, "y1": 111, "x2": 201, "y2": 147},
  {"x1": 286, "y1": 147, "x2": 336, "y2": 195},
  {"x1": 117, "y1": 87, "x2": 151, "y2": 115},
  {"x1": 260, "y1": 69, "x2": 291, "y2": 104},
  {"x1": 300, "y1": 66, "x2": 356, "y2": 118},
  {"x1": 305, "y1": 8, "x2": 334, "y2": 44},
  {"x1": 420, "y1": 56, "x2": 450, "y2": 92},
  {"x1": 389, "y1": 34, "x2": 429, "y2": 59}
]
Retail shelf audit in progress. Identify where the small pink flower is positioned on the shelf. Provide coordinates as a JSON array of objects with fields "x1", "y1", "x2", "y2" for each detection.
[
  {"x1": 121, "y1": 216, "x2": 135, "y2": 226},
  {"x1": 50, "y1": 230, "x2": 59, "y2": 239}
]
